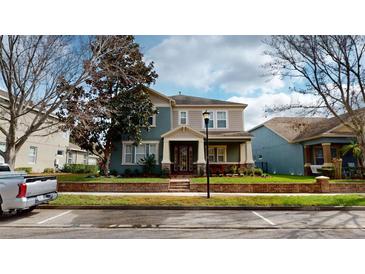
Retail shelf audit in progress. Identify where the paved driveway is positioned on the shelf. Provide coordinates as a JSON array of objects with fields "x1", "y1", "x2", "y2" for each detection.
[{"x1": 1, "y1": 209, "x2": 365, "y2": 238}]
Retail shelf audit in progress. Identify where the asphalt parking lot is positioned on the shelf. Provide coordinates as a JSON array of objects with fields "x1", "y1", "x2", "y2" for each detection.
[{"x1": 1, "y1": 209, "x2": 365, "y2": 238}]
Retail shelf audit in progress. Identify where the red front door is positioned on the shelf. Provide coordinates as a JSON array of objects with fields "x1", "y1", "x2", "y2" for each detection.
[{"x1": 173, "y1": 144, "x2": 193, "y2": 173}]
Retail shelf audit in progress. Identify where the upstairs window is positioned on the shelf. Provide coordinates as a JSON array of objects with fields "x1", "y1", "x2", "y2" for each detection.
[
  {"x1": 217, "y1": 111, "x2": 227, "y2": 128},
  {"x1": 148, "y1": 114, "x2": 156, "y2": 127},
  {"x1": 179, "y1": 111, "x2": 188, "y2": 125},
  {"x1": 207, "y1": 111, "x2": 214, "y2": 128}
]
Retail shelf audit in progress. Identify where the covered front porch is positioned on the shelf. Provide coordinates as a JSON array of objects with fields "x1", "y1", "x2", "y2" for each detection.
[
  {"x1": 303, "y1": 138, "x2": 357, "y2": 177},
  {"x1": 160, "y1": 126, "x2": 254, "y2": 176}
]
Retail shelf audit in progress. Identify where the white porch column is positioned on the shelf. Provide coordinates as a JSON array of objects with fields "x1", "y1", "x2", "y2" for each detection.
[
  {"x1": 240, "y1": 143, "x2": 246, "y2": 164},
  {"x1": 161, "y1": 138, "x2": 171, "y2": 164},
  {"x1": 245, "y1": 140, "x2": 254, "y2": 164},
  {"x1": 197, "y1": 138, "x2": 206, "y2": 164}
]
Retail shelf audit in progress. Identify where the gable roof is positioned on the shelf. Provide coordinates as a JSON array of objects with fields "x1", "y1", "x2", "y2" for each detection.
[
  {"x1": 292, "y1": 110, "x2": 365, "y2": 142},
  {"x1": 169, "y1": 94, "x2": 247, "y2": 107},
  {"x1": 250, "y1": 110, "x2": 365, "y2": 143},
  {"x1": 256, "y1": 117, "x2": 326, "y2": 142},
  {"x1": 161, "y1": 125, "x2": 205, "y2": 138}
]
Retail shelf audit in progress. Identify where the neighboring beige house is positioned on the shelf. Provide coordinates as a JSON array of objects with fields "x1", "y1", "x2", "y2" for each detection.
[
  {"x1": 0, "y1": 89, "x2": 97, "y2": 172},
  {"x1": 66, "y1": 143, "x2": 98, "y2": 166}
]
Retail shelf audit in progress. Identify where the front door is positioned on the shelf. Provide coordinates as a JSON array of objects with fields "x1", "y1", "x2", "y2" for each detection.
[{"x1": 173, "y1": 144, "x2": 193, "y2": 173}]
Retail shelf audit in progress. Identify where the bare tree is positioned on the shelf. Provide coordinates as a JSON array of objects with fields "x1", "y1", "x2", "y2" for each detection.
[
  {"x1": 265, "y1": 35, "x2": 365, "y2": 166},
  {"x1": 0, "y1": 35, "x2": 87, "y2": 168}
]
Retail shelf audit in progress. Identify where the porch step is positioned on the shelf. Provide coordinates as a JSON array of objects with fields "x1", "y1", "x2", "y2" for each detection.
[{"x1": 168, "y1": 179, "x2": 190, "y2": 192}]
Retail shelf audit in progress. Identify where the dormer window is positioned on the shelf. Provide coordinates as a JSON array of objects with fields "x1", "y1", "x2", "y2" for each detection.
[{"x1": 179, "y1": 111, "x2": 188, "y2": 125}]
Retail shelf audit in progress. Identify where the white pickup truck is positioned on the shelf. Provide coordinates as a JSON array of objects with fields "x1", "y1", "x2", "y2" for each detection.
[{"x1": 0, "y1": 163, "x2": 58, "y2": 214}]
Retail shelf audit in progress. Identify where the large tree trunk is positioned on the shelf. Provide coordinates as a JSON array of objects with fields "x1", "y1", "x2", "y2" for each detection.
[
  {"x1": 4, "y1": 145, "x2": 17, "y2": 170},
  {"x1": 356, "y1": 135, "x2": 365, "y2": 178},
  {"x1": 101, "y1": 139, "x2": 113, "y2": 176}
]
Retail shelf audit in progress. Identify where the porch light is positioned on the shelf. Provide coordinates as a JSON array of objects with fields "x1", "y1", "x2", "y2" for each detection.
[{"x1": 202, "y1": 110, "x2": 210, "y2": 198}]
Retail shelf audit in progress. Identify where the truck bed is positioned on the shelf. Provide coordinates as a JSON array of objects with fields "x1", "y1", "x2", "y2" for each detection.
[{"x1": 24, "y1": 176, "x2": 57, "y2": 197}]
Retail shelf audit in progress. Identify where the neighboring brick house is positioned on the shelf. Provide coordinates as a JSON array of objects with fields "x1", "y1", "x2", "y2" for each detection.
[
  {"x1": 249, "y1": 115, "x2": 358, "y2": 176},
  {"x1": 110, "y1": 86, "x2": 254, "y2": 175}
]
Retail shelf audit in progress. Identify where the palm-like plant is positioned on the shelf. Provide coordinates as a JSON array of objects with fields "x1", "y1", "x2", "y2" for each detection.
[
  {"x1": 341, "y1": 142, "x2": 364, "y2": 168},
  {"x1": 139, "y1": 154, "x2": 156, "y2": 175}
]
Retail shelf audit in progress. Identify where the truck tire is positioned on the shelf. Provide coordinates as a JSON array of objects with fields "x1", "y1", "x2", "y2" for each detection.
[{"x1": 20, "y1": 206, "x2": 37, "y2": 214}]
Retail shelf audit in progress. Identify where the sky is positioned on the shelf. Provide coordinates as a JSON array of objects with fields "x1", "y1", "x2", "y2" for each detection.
[{"x1": 135, "y1": 35, "x2": 316, "y2": 130}]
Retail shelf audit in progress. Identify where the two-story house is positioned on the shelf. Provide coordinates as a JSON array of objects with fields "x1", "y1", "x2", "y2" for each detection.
[
  {"x1": 0, "y1": 89, "x2": 97, "y2": 172},
  {"x1": 110, "y1": 86, "x2": 254, "y2": 175}
]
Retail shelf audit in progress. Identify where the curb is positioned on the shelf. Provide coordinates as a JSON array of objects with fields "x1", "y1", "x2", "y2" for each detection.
[{"x1": 40, "y1": 205, "x2": 365, "y2": 211}]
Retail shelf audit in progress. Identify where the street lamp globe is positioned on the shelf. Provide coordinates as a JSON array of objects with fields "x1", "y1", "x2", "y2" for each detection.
[{"x1": 202, "y1": 110, "x2": 210, "y2": 124}]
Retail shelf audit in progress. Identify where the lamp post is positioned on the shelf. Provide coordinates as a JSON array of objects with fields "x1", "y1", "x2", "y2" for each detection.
[{"x1": 202, "y1": 110, "x2": 210, "y2": 198}]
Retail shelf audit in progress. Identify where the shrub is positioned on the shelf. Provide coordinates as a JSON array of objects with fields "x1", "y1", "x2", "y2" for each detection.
[
  {"x1": 139, "y1": 154, "x2": 156, "y2": 175},
  {"x1": 230, "y1": 165, "x2": 238, "y2": 174},
  {"x1": 124, "y1": 168, "x2": 132, "y2": 177},
  {"x1": 43, "y1": 168, "x2": 55, "y2": 173},
  {"x1": 254, "y1": 168, "x2": 263, "y2": 176},
  {"x1": 15, "y1": 167, "x2": 32, "y2": 173},
  {"x1": 62, "y1": 164, "x2": 99, "y2": 174},
  {"x1": 133, "y1": 169, "x2": 141, "y2": 177},
  {"x1": 110, "y1": 169, "x2": 118, "y2": 176}
]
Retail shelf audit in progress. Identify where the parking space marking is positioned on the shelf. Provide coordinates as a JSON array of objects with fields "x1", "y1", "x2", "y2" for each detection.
[
  {"x1": 252, "y1": 211, "x2": 275, "y2": 226},
  {"x1": 37, "y1": 210, "x2": 72, "y2": 225}
]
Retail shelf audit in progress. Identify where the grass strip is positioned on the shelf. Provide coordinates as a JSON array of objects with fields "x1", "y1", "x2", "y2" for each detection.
[{"x1": 51, "y1": 194, "x2": 365, "y2": 207}]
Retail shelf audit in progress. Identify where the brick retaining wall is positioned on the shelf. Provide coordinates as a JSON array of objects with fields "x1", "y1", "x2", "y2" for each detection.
[
  {"x1": 58, "y1": 177, "x2": 365, "y2": 193},
  {"x1": 58, "y1": 182, "x2": 169, "y2": 192}
]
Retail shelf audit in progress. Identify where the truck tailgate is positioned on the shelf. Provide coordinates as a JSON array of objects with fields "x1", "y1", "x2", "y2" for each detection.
[{"x1": 24, "y1": 176, "x2": 57, "y2": 197}]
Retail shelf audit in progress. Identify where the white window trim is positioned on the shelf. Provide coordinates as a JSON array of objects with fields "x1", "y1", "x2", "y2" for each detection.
[
  {"x1": 122, "y1": 141, "x2": 160, "y2": 165},
  {"x1": 149, "y1": 114, "x2": 157, "y2": 127},
  {"x1": 28, "y1": 146, "x2": 38, "y2": 165},
  {"x1": 216, "y1": 110, "x2": 228, "y2": 129},
  {"x1": 208, "y1": 145, "x2": 227, "y2": 162},
  {"x1": 201, "y1": 110, "x2": 229, "y2": 129},
  {"x1": 178, "y1": 110, "x2": 189, "y2": 125}
]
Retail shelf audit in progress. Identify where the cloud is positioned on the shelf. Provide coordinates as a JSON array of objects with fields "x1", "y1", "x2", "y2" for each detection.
[
  {"x1": 145, "y1": 36, "x2": 284, "y2": 95},
  {"x1": 228, "y1": 92, "x2": 320, "y2": 130}
]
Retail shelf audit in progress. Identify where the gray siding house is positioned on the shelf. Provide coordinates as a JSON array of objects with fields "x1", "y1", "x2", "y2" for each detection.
[{"x1": 249, "y1": 116, "x2": 358, "y2": 175}]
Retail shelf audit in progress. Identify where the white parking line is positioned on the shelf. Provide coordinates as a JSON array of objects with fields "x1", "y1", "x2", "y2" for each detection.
[
  {"x1": 252, "y1": 211, "x2": 276, "y2": 226},
  {"x1": 37, "y1": 210, "x2": 72, "y2": 225}
]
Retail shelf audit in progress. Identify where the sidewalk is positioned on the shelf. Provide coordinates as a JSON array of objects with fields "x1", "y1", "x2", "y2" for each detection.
[{"x1": 59, "y1": 192, "x2": 362, "y2": 196}]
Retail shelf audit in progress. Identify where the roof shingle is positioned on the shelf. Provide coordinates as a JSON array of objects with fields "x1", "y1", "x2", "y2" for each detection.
[{"x1": 169, "y1": 94, "x2": 246, "y2": 107}]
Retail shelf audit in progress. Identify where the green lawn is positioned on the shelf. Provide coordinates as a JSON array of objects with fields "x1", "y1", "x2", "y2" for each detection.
[
  {"x1": 54, "y1": 173, "x2": 364, "y2": 184},
  {"x1": 191, "y1": 174, "x2": 316, "y2": 184},
  {"x1": 56, "y1": 173, "x2": 168, "y2": 183},
  {"x1": 51, "y1": 194, "x2": 365, "y2": 207}
]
